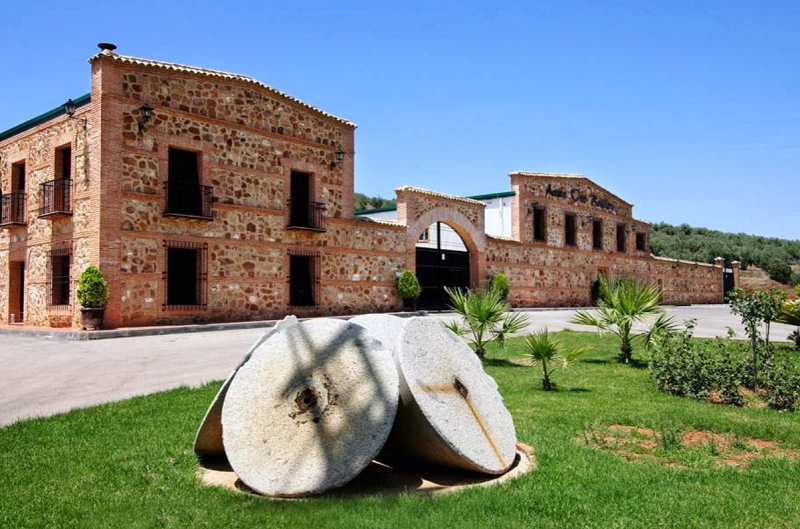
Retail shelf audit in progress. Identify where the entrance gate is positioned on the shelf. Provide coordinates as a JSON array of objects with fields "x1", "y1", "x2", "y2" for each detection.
[
  {"x1": 416, "y1": 247, "x2": 470, "y2": 310},
  {"x1": 723, "y1": 265, "x2": 735, "y2": 297}
]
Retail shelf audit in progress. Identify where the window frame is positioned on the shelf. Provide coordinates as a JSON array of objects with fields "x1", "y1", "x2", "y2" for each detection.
[
  {"x1": 48, "y1": 246, "x2": 72, "y2": 308},
  {"x1": 636, "y1": 232, "x2": 647, "y2": 252},
  {"x1": 616, "y1": 224, "x2": 627, "y2": 253},
  {"x1": 592, "y1": 218, "x2": 604, "y2": 250},
  {"x1": 288, "y1": 247, "x2": 320, "y2": 308},
  {"x1": 162, "y1": 240, "x2": 208, "y2": 311},
  {"x1": 532, "y1": 206, "x2": 547, "y2": 242},
  {"x1": 564, "y1": 213, "x2": 577, "y2": 247}
]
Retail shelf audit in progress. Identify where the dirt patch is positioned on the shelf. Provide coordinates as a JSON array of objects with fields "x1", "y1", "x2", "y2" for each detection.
[{"x1": 579, "y1": 424, "x2": 800, "y2": 469}]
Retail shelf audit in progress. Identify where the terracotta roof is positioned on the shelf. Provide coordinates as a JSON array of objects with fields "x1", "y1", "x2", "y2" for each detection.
[
  {"x1": 394, "y1": 186, "x2": 486, "y2": 207},
  {"x1": 509, "y1": 171, "x2": 633, "y2": 207},
  {"x1": 88, "y1": 49, "x2": 356, "y2": 128}
]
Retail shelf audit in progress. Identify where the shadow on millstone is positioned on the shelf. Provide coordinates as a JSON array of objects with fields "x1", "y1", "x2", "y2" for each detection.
[
  {"x1": 221, "y1": 319, "x2": 400, "y2": 497},
  {"x1": 194, "y1": 316, "x2": 299, "y2": 464}
]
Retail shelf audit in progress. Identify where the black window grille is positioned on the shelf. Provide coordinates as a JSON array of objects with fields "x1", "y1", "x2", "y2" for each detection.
[
  {"x1": 617, "y1": 224, "x2": 627, "y2": 252},
  {"x1": 287, "y1": 170, "x2": 325, "y2": 231},
  {"x1": 636, "y1": 232, "x2": 647, "y2": 252},
  {"x1": 49, "y1": 247, "x2": 72, "y2": 307},
  {"x1": 164, "y1": 148, "x2": 213, "y2": 219},
  {"x1": 0, "y1": 192, "x2": 26, "y2": 226},
  {"x1": 592, "y1": 219, "x2": 603, "y2": 250},
  {"x1": 288, "y1": 248, "x2": 320, "y2": 307},
  {"x1": 564, "y1": 213, "x2": 577, "y2": 246},
  {"x1": 163, "y1": 240, "x2": 208, "y2": 310},
  {"x1": 39, "y1": 179, "x2": 71, "y2": 217},
  {"x1": 533, "y1": 207, "x2": 546, "y2": 242}
]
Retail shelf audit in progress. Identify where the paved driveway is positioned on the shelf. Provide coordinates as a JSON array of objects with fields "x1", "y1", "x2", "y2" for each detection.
[{"x1": 0, "y1": 305, "x2": 795, "y2": 427}]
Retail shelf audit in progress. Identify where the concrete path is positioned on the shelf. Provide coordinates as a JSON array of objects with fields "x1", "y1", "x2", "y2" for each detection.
[{"x1": 0, "y1": 305, "x2": 795, "y2": 427}]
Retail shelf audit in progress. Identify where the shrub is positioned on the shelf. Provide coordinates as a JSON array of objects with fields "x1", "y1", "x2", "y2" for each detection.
[
  {"x1": 76, "y1": 266, "x2": 108, "y2": 309},
  {"x1": 790, "y1": 330, "x2": 800, "y2": 351},
  {"x1": 764, "y1": 362, "x2": 800, "y2": 412},
  {"x1": 523, "y1": 328, "x2": 591, "y2": 390},
  {"x1": 571, "y1": 275, "x2": 676, "y2": 363},
  {"x1": 492, "y1": 273, "x2": 510, "y2": 299},
  {"x1": 765, "y1": 259, "x2": 793, "y2": 285},
  {"x1": 442, "y1": 287, "x2": 527, "y2": 359},
  {"x1": 396, "y1": 270, "x2": 421, "y2": 300}
]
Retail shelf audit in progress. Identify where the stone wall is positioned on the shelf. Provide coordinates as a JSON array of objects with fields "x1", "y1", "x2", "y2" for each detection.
[{"x1": 0, "y1": 107, "x2": 94, "y2": 327}]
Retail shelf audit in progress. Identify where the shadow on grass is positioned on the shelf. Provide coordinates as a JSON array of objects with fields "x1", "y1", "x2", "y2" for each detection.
[{"x1": 483, "y1": 358, "x2": 529, "y2": 368}]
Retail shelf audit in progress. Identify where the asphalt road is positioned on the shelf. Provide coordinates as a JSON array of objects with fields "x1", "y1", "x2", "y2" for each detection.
[{"x1": 0, "y1": 305, "x2": 795, "y2": 427}]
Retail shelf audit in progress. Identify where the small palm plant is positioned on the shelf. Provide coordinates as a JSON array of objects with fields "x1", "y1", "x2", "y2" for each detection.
[
  {"x1": 570, "y1": 275, "x2": 676, "y2": 363},
  {"x1": 442, "y1": 286, "x2": 528, "y2": 359},
  {"x1": 524, "y1": 329, "x2": 592, "y2": 390}
]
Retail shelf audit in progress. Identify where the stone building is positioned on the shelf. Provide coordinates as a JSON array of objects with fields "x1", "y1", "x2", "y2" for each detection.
[{"x1": 0, "y1": 45, "x2": 736, "y2": 329}]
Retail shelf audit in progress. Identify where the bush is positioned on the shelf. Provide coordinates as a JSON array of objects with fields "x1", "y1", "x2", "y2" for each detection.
[
  {"x1": 648, "y1": 322, "x2": 748, "y2": 407},
  {"x1": 766, "y1": 259, "x2": 793, "y2": 285},
  {"x1": 76, "y1": 266, "x2": 108, "y2": 309},
  {"x1": 790, "y1": 272, "x2": 800, "y2": 288},
  {"x1": 492, "y1": 273, "x2": 510, "y2": 299},
  {"x1": 790, "y1": 330, "x2": 800, "y2": 351},
  {"x1": 764, "y1": 362, "x2": 800, "y2": 412},
  {"x1": 396, "y1": 270, "x2": 421, "y2": 300}
]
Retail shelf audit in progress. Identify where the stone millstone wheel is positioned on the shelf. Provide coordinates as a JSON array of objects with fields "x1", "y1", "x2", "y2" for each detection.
[
  {"x1": 388, "y1": 316, "x2": 517, "y2": 475},
  {"x1": 222, "y1": 318, "x2": 400, "y2": 497},
  {"x1": 194, "y1": 316, "x2": 299, "y2": 463},
  {"x1": 348, "y1": 314, "x2": 407, "y2": 352}
]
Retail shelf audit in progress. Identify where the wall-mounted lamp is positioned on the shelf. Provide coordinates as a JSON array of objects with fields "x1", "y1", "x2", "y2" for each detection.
[
  {"x1": 138, "y1": 103, "x2": 154, "y2": 131},
  {"x1": 64, "y1": 99, "x2": 87, "y2": 130},
  {"x1": 330, "y1": 144, "x2": 346, "y2": 169}
]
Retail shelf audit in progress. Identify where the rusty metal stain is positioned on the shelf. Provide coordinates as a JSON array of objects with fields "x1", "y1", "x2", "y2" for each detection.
[{"x1": 421, "y1": 377, "x2": 506, "y2": 469}]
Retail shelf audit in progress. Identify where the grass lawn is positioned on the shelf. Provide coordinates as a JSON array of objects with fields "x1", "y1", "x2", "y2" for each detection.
[{"x1": 2, "y1": 331, "x2": 800, "y2": 529}]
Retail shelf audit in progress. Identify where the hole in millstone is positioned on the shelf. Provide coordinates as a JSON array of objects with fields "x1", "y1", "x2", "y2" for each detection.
[
  {"x1": 453, "y1": 377, "x2": 469, "y2": 399},
  {"x1": 294, "y1": 387, "x2": 320, "y2": 414}
]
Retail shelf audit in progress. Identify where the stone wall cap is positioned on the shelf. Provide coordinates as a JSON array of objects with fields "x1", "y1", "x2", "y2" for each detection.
[
  {"x1": 486, "y1": 234, "x2": 519, "y2": 243},
  {"x1": 355, "y1": 217, "x2": 404, "y2": 227},
  {"x1": 395, "y1": 186, "x2": 486, "y2": 207},
  {"x1": 88, "y1": 52, "x2": 357, "y2": 128},
  {"x1": 509, "y1": 171, "x2": 633, "y2": 207},
  {"x1": 652, "y1": 255, "x2": 717, "y2": 268}
]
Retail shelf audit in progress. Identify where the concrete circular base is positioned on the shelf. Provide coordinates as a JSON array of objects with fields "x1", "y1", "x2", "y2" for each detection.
[{"x1": 197, "y1": 445, "x2": 536, "y2": 498}]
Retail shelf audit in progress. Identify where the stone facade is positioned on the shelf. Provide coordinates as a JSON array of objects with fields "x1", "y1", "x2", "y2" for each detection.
[{"x1": 0, "y1": 47, "x2": 732, "y2": 329}]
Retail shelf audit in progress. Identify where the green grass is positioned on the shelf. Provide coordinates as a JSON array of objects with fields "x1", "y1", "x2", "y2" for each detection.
[{"x1": 2, "y1": 331, "x2": 800, "y2": 529}]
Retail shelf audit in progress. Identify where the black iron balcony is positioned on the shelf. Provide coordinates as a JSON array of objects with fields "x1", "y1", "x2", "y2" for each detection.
[
  {"x1": 0, "y1": 192, "x2": 26, "y2": 227},
  {"x1": 163, "y1": 182, "x2": 213, "y2": 220},
  {"x1": 39, "y1": 179, "x2": 72, "y2": 219},
  {"x1": 287, "y1": 200, "x2": 326, "y2": 231}
]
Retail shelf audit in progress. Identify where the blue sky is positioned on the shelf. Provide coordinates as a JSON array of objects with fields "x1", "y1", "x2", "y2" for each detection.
[{"x1": 1, "y1": 1, "x2": 798, "y2": 238}]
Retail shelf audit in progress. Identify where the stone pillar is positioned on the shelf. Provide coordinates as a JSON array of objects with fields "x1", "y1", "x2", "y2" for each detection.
[
  {"x1": 509, "y1": 174, "x2": 523, "y2": 242},
  {"x1": 731, "y1": 261, "x2": 741, "y2": 288},
  {"x1": 714, "y1": 257, "x2": 725, "y2": 268}
]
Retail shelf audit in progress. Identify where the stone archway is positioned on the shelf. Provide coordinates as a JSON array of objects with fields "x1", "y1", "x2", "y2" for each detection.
[{"x1": 395, "y1": 188, "x2": 487, "y2": 308}]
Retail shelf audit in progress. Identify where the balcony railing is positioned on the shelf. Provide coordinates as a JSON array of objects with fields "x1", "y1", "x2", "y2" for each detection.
[
  {"x1": 287, "y1": 200, "x2": 326, "y2": 231},
  {"x1": 163, "y1": 182, "x2": 213, "y2": 220},
  {"x1": 0, "y1": 192, "x2": 26, "y2": 227},
  {"x1": 39, "y1": 179, "x2": 72, "y2": 218}
]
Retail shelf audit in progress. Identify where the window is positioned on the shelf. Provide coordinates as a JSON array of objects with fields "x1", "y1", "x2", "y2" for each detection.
[
  {"x1": 616, "y1": 224, "x2": 627, "y2": 252},
  {"x1": 592, "y1": 219, "x2": 603, "y2": 250},
  {"x1": 40, "y1": 146, "x2": 72, "y2": 217},
  {"x1": 49, "y1": 247, "x2": 71, "y2": 306},
  {"x1": 163, "y1": 240, "x2": 208, "y2": 310},
  {"x1": 1, "y1": 162, "x2": 26, "y2": 226},
  {"x1": 289, "y1": 248, "x2": 320, "y2": 307},
  {"x1": 165, "y1": 148, "x2": 212, "y2": 219},
  {"x1": 418, "y1": 227, "x2": 430, "y2": 242},
  {"x1": 288, "y1": 171, "x2": 325, "y2": 231},
  {"x1": 533, "y1": 206, "x2": 546, "y2": 242},
  {"x1": 636, "y1": 232, "x2": 647, "y2": 252},
  {"x1": 12, "y1": 161, "x2": 25, "y2": 193},
  {"x1": 564, "y1": 213, "x2": 576, "y2": 246}
]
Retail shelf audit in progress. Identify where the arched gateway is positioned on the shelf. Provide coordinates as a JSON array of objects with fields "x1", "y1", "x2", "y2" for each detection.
[{"x1": 396, "y1": 187, "x2": 487, "y2": 310}]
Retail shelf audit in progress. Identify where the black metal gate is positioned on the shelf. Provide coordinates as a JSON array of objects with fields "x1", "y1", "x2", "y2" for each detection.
[
  {"x1": 416, "y1": 248, "x2": 470, "y2": 310},
  {"x1": 723, "y1": 264, "x2": 735, "y2": 297}
]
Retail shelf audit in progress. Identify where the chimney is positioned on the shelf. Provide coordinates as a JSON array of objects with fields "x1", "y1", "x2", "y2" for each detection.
[{"x1": 97, "y1": 42, "x2": 118, "y2": 55}]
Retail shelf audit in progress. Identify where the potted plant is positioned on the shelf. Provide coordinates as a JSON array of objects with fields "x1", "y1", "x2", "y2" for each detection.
[
  {"x1": 492, "y1": 273, "x2": 510, "y2": 302},
  {"x1": 397, "y1": 269, "x2": 422, "y2": 311},
  {"x1": 77, "y1": 266, "x2": 108, "y2": 330}
]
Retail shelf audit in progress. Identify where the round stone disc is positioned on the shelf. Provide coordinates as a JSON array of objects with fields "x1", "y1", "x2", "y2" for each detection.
[
  {"x1": 349, "y1": 314, "x2": 407, "y2": 352},
  {"x1": 194, "y1": 316, "x2": 299, "y2": 462},
  {"x1": 388, "y1": 316, "x2": 517, "y2": 474},
  {"x1": 222, "y1": 318, "x2": 399, "y2": 497}
]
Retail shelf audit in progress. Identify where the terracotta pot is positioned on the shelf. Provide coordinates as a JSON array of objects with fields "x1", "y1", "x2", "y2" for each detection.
[
  {"x1": 402, "y1": 298, "x2": 417, "y2": 312},
  {"x1": 81, "y1": 308, "x2": 105, "y2": 331}
]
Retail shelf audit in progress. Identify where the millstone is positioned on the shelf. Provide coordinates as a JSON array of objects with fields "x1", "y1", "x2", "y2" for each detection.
[
  {"x1": 387, "y1": 316, "x2": 517, "y2": 474},
  {"x1": 221, "y1": 318, "x2": 400, "y2": 497},
  {"x1": 193, "y1": 316, "x2": 299, "y2": 462},
  {"x1": 348, "y1": 313, "x2": 407, "y2": 352}
]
